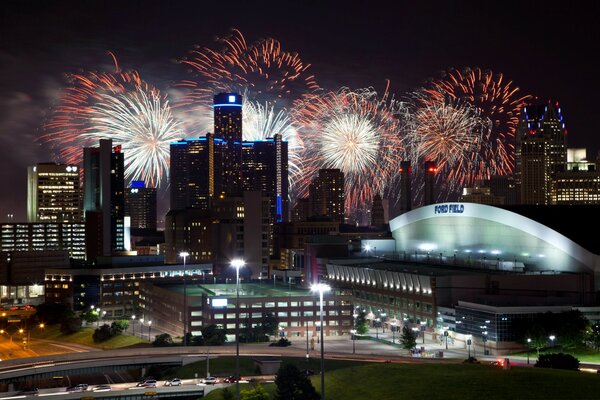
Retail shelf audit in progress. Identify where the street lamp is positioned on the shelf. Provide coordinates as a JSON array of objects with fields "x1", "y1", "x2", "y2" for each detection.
[
  {"x1": 179, "y1": 251, "x2": 190, "y2": 346},
  {"x1": 148, "y1": 321, "x2": 152, "y2": 342},
  {"x1": 375, "y1": 318, "x2": 380, "y2": 339},
  {"x1": 139, "y1": 318, "x2": 144, "y2": 339},
  {"x1": 482, "y1": 331, "x2": 488, "y2": 356},
  {"x1": 230, "y1": 258, "x2": 246, "y2": 400},
  {"x1": 390, "y1": 323, "x2": 397, "y2": 343},
  {"x1": 131, "y1": 315, "x2": 136, "y2": 337},
  {"x1": 381, "y1": 313, "x2": 387, "y2": 333},
  {"x1": 549, "y1": 335, "x2": 556, "y2": 348},
  {"x1": 466, "y1": 335, "x2": 472, "y2": 358},
  {"x1": 311, "y1": 283, "x2": 331, "y2": 400},
  {"x1": 527, "y1": 338, "x2": 531, "y2": 365},
  {"x1": 350, "y1": 329, "x2": 357, "y2": 353},
  {"x1": 420, "y1": 320, "x2": 426, "y2": 344}
]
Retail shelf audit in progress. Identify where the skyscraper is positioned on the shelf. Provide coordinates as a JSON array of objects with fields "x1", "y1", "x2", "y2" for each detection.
[
  {"x1": 309, "y1": 169, "x2": 345, "y2": 223},
  {"x1": 83, "y1": 139, "x2": 125, "y2": 258},
  {"x1": 518, "y1": 100, "x2": 568, "y2": 204},
  {"x1": 170, "y1": 134, "x2": 225, "y2": 210},
  {"x1": 125, "y1": 181, "x2": 157, "y2": 231},
  {"x1": 424, "y1": 161, "x2": 437, "y2": 206},
  {"x1": 27, "y1": 163, "x2": 81, "y2": 223},
  {"x1": 241, "y1": 134, "x2": 289, "y2": 222},
  {"x1": 370, "y1": 193, "x2": 385, "y2": 227},
  {"x1": 214, "y1": 93, "x2": 243, "y2": 195},
  {"x1": 399, "y1": 160, "x2": 412, "y2": 215}
]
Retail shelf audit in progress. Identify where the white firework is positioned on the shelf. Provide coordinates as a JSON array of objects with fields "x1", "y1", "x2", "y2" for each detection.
[
  {"x1": 242, "y1": 100, "x2": 303, "y2": 182},
  {"x1": 89, "y1": 88, "x2": 183, "y2": 187}
]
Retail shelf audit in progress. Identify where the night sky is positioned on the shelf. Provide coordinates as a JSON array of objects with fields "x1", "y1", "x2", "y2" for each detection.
[{"x1": 1, "y1": 0, "x2": 598, "y2": 221}]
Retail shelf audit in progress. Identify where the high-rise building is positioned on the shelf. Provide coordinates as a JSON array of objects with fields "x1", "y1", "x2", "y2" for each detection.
[
  {"x1": 125, "y1": 181, "x2": 157, "y2": 231},
  {"x1": 459, "y1": 186, "x2": 504, "y2": 205},
  {"x1": 489, "y1": 175, "x2": 517, "y2": 205},
  {"x1": 517, "y1": 100, "x2": 567, "y2": 204},
  {"x1": 309, "y1": 169, "x2": 345, "y2": 223},
  {"x1": 242, "y1": 134, "x2": 289, "y2": 222},
  {"x1": 551, "y1": 148, "x2": 600, "y2": 204},
  {"x1": 169, "y1": 134, "x2": 225, "y2": 210},
  {"x1": 399, "y1": 161, "x2": 412, "y2": 215},
  {"x1": 424, "y1": 161, "x2": 437, "y2": 206},
  {"x1": 214, "y1": 93, "x2": 243, "y2": 195},
  {"x1": 291, "y1": 198, "x2": 310, "y2": 222},
  {"x1": 27, "y1": 163, "x2": 81, "y2": 223},
  {"x1": 1, "y1": 222, "x2": 86, "y2": 260},
  {"x1": 83, "y1": 139, "x2": 126, "y2": 258},
  {"x1": 370, "y1": 194, "x2": 385, "y2": 227}
]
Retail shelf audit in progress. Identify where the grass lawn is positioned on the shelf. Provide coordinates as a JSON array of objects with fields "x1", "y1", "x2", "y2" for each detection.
[
  {"x1": 204, "y1": 362, "x2": 600, "y2": 400},
  {"x1": 511, "y1": 345, "x2": 600, "y2": 364},
  {"x1": 34, "y1": 324, "x2": 147, "y2": 349}
]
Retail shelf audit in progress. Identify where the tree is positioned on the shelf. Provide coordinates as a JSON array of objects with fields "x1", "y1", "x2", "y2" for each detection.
[
  {"x1": 110, "y1": 320, "x2": 129, "y2": 335},
  {"x1": 92, "y1": 325, "x2": 113, "y2": 343},
  {"x1": 81, "y1": 309, "x2": 99, "y2": 324},
  {"x1": 400, "y1": 325, "x2": 417, "y2": 351},
  {"x1": 153, "y1": 333, "x2": 174, "y2": 347},
  {"x1": 586, "y1": 323, "x2": 600, "y2": 351},
  {"x1": 274, "y1": 363, "x2": 319, "y2": 400},
  {"x1": 535, "y1": 353, "x2": 580, "y2": 371},
  {"x1": 60, "y1": 317, "x2": 82, "y2": 334},
  {"x1": 35, "y1": 302, "x2": 74, "y2": 325},
  {"x1": 355, "y1": 309, "x2": 369, "y2": 335},
  {"x1": 262, "y1": 312, "x2": 278, "y2": 336},
  {"x1": 221, "y1": 387, "x2": 234, "y2": 400},
  {"x1": 201, "y1": 324, "x2": 227, "y2": 345},
  {"x1": 241, "y1": 384, "x2": 269, "y2": 400}
]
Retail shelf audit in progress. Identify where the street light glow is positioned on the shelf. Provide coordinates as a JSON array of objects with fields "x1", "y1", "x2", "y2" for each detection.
[
  {"x1": 310, "y1": 283, "x2": 331, "y2": 293},
  {"x1": 230, "y1": 259, "x2": 246, "y2": 270}
]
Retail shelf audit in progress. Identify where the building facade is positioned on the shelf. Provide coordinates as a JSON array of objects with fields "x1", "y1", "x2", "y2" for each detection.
[
  {"x1": 125, "y1": 181, "x2": 157, "y2": 231},
  {"x1": 309, "y1": 169, "x2": 345, "y2": 223},
  {"x1": 27, "y1": 163, "x2": 81, "y2": 223}
]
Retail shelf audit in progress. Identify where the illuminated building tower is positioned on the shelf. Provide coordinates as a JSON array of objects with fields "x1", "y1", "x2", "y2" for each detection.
[
  {"x1": 125, "y1": 181, "x2": 157, "y2": 231},
  {"x1": 169, "y1": 134, "x2": 224, "y2": 210},
  {"x1": 83, "y1": 139, "x2": 125, "y2": 258},
  {"x1": 214, "y1": 92, "x2": 243, "y2": 195},
  {"x1": 27, "y1": 163, "x2": 81, "y2": 223},
  {"x1": 399, "y1": 161, "x2": 412, "y2": 215},
  {"x1": 551, "y1": 148, "x2": 600, "y2": 204},
  {"x1": 309, "y1": 169, "x2": 345, "y2": 223},
  {"x1": 241, "y1": 134, "x2": 289, "y2": 222},
  {"x1": 424, "y1": 161, "x2": 437, "y2": 206},
  {"x1": 518, "y1": 100, "x2": 568, "y2": 204},
  {"x1": 370, "y1": 193, "x2": 385, "y2": 227}
]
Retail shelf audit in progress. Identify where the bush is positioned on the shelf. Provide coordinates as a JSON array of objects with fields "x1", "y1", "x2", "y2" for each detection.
[
  {"x1": 269, "y1": 337, "x2": 292, "y2": 347},
  {"x1": 535, "y1": 353, "x2": 580, "y2": 371},
  {"x1": 92, "y1": 325, "x2": 113, "y2": 343},
  {"x1": 110, "y1": 320, "x2": 129, "y2": 335},
  {"x1": 60, "y1": 317, "x2": 82, "y2": 334},
  {"x1": 153, "y1": 333, "x2": 174, "y2": 347}
]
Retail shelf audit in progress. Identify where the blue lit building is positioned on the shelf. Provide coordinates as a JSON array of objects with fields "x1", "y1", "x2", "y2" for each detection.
[{"x1": 214, "y1": 93, "x2": 243, "y2": 195}]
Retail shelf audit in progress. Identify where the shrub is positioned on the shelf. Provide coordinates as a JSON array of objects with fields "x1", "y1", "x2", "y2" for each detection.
[{"x1": 535, "y1": 353, "x2": 580, "y2": 371}]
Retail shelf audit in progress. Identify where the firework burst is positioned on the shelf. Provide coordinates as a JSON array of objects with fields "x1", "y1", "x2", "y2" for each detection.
[
  {"x1": 293, "y1": 86, "x2": 406, "y2": 220},
  {"x1": 407, "y1": 98, "x2": 492, "y2": 199},
  {"x1": 243, "y1": 100, "x2": 303, "y2": 182},
  {"x1": 42, "y1": 57, "x2": 182, "y2": 187},
  {"x1": 177, "y1": 29, "x2": 318, "y2": 134},
  {"x1": 418, "y1": 67, "x2": 530, "y2": 176}
]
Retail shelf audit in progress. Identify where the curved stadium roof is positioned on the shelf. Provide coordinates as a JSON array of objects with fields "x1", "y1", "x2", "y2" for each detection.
[{"x1": 389, "y1": 203, "x2": 600, "y2": 274}]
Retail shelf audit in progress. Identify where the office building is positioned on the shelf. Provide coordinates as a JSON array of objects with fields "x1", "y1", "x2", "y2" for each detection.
[
  {"x1": 125, "y1": 181, "x2": 157, "y2": 231},
  {"x1": 242, "y1": 134, "x2": 289, "y2": 223},
  {"x1": 370, "y1": 193, "x2": 385, "y2": 227},
  {"x1": 459, "y1": 186, "x2": 504, "y2": 205},
  {"x1": 309, "y1": 169, "x2": 345, "y2": 223},
  {"x1": 398, "y1": 161, "x2": 412, "y2": 216},
  {"x1": 83, "y1": 139, "x2": 126, "y2": 258},
  {"x1": 214, "y1": 93, "x2": 243, "y2": 195},
  {"x1": 518, "y1": 101, "x2": 568, "y2": 204},
  {"x1": 423, "y1": 161, "x2": 437, "y2": 206},
  {"x1": 1, "y1": 222, "x2": 86, "y2": 260},
  {"x1": 551, "y1": 148, "x2": 600, "y2": 204},
  {"x1": 27, "y1": 163, "x2": 81, "y2": 223}
]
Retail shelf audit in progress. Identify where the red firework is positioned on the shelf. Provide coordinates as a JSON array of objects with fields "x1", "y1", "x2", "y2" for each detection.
[{"x1": 419, "y1": 67, "x2": 531, "y2": 176}]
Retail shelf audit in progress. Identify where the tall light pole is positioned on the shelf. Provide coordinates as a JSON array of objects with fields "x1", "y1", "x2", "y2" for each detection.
[
  {"x1": 549, "y1": 335, "x2": 556, "y2": 348},
  {"x1": 148, "y1": 321, "x2": 152, "y2": 342},
  {"x1": 311, "y1": 283, "x2": 330, "y2": 400},
  {"x1": 420, "y1": 320, "x2": 426, "y2": 344},
  {"x1": 482, "y1": 331, "x2": 488, "y2": 356},
  {"x1": 306, "y1": 321, "x2": 310, "y2": 362},
  {"x1": 131, "y1": 315, "x2": 136, "y2": 337},
  {"x1": 139, "y1": 318, "x2": 144, "y2": 339},
  {"x1": 527, "y1": 338, "x2": 531, "y2": 365},
  {"x1": 231, "y1": 258, "x2": 245, "y2": 400},
  {"x1": 179, "y1": 251, "x2": 189, "y2": 346},
  {"x1": 391, "y1": 323, "x2": 396, "y2": 344},
  {"x1": 375, "y1": 318, "x2": 380, "y2": 339}
]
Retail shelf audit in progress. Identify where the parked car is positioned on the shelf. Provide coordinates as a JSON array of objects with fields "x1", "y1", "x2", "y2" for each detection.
[
  {"x1": 199, "y1": 376, "x2": 218, "y2": 385},
  {"x1": 92, "y1": 384, "x2": 111, "y2": 392},
  {"x1": 67, "y1": 384, "x2": 89, "y2": 392},
  {"x1": 164, "y1": 378, "x2": 182, "y2": 386},
  {"x1": 223, "y1": 375, "x2": 239, "y2": 383}
]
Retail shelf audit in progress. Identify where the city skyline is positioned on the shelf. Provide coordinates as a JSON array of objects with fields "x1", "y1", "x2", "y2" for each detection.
[{"x1": 1, "y1": 0, "x2": 599, "y2": 220}]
